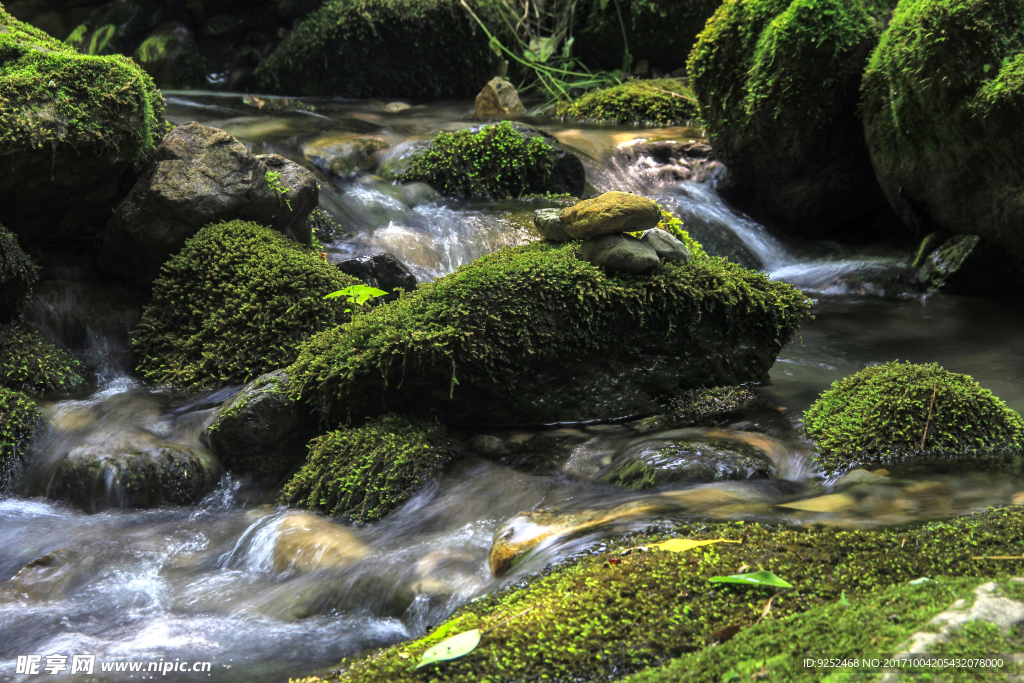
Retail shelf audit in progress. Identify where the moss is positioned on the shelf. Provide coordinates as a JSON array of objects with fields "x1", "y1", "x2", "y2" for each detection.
[
  {"x1": 0, "y1": 223, "x2": 37, "y2": 323},
  {"x1": 0, "y1": 386, "x2": 39, "y2": 491},
  {"x1": 0, "y1": 325, "x2": 87, "y2": 396},
  {"x1": 0, "y1": 7, "x2": 166, "y2": 163},
  {"x1": 396, "y1": 122, "x2": 558, "y2": 199},
  {"x1": 252, "y1": 0, "x2": 502, "y2": 98},
  {"x1": 803, "y1": 362, "x2": 1024, "y2": 476},
  {"x1": 288, "y1": 241, "x2": 812, "y2": 425},
  {"x1": 297, "y1": 506, "x2": 1024, "y2": 683},
  {"x1": 131, "y1": 220, "x2": 361, "y2": 390},
  {"x1": 553, "y1": 79, "x2": 700, "y2": 126},
  {"x1": 280, "y1": 414, "x2": 453, "y2": 523}
]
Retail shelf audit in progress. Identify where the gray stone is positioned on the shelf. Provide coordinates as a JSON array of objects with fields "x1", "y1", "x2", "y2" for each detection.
[
  {"x1": 534, "y1": 208, "x2": 572, "y2": 242},
  {"x1": 473, "y1": 77, "x2": 527, "y2": 119},
  {"x1": 640, "y1": 228, "x2": 691, "y2": 263},
  {"x1": 578, "y1": 234, "x2": 660, "y2": 275},
  {"x1": 207, "y1": 370, "x2": 318, "y2": 485},
  {"x1": 301, "y1": 134, "x2": 390, "y2": 177},
  {"x1": 101, "y1": 123, "x2": 318, "y2": 284},
  {"x1": 335, "y1": 253, "x2": 417, "y2": 303}
]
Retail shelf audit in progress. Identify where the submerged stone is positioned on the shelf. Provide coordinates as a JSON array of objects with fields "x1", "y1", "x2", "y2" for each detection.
[
  {"x1": 302, "y1": 134, "x2": 391, "y2": 177},
  {"x1": 273, "y1": 511, "x2": 370, "y2": 574}
]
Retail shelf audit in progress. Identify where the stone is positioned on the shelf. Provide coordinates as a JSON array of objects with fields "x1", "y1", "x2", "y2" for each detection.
[
  {"x1": 777, "y1": 493, "x2": 855, "y2": 513},
  {"x1": 385, "y1": 102, "x2": 412, "y2": 113},
  {"x1": 640, "y1": 228, "x2": 691, "y2": 262},
  {"x1": 207, "y1": 370, "x2": 318, "y2": 486},
  {"x1": 578, "y1": 234, "x2": 660, "y2": 275},
  {"x1": 301, "y1": 134, "x2": 390, "y2": 177},
  {"x1": 473, "y1": 77, "x2": 527, "y2": 119},
  {"x1": 835, "y1": 468, "x2": 891, "y2": 488},
  {"x1": 533, "y1": 208, "x2": 572, "y2": 242},
  {"x1": 334, "y1": 253, "x2": 418, "y2": 302},
  {"x1": 272, "y1": 511, "x2": 370, "y2": 573},
  {"x1": 560, "y1": 191, "x2": 661, "y2": 239},
  {"x1": 101, "y1": 123, "x2": 319, "y2": 284},
  {"x1": 915, "y1": 234, "x2": 1023, "y2": 298},
  {"x1": 2, "y1": 549, "x2": 96, "y2": 601}
]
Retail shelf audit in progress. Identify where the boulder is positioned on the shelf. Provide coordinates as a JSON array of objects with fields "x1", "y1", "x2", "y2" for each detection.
[
  {"x1": 553, "y1": 78, "x2": 698, "y2": 125},
  {"x1": 0, "y1": 8, "x2": 166, "y2": 248},
  {"x1": 640, "y1": 228, "x2": 691, "y2": 263},
  {"x1": 533, "y1": 208, "x2": 572, "y2": 242},
  {"x1": 335, "y1": 253, "x2": 418, "y2": 302},
  {"x1": 561, "y1": 192, "x2": 661, "y2": 239},
  {"x1": 301, "y1": 134, "x2": 390, "y2": 177},
  {"x1": 207, "y1": 370, "x2": 318, "y2": 486},
  {"x1": 273, "y1": 511, "x2": 370, "y2": 573},
  {"x1": 47, "y1": 430, "x2": 221, "y2": 511},
  {"x1": 101, "y1": 123, "x2": 319, "y2": 284},
  {"x1": 255, "y1": 153, "x2": 318, "y2": 245},
  {"x1": 0, "y1": 224, "x2": 38, "y2": 324},
  {"x1": 578, "y1": 234, "x2": 660, "y2": 275},
  {"x1": 473, "y1": 77, "x2": 527, "y2": 119}
]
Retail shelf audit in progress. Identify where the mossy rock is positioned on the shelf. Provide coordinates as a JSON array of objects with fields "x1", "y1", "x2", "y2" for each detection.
[
  {"x1": 0, "y1": 223, "x2": 37, "y2": 323},
  {"x1": 687, "y1": 0, "x2": 886, "y2": 238},
  {"x1": 131, "y1": 220, "x2": 361, "y2": 390},
  {"x1": 633, "y1": 386, "x2": 768, "y2": 432},
  {"x1": 553, "y1": 79, "x2": 699, "y2": 126},
  {"x1": 396, "y1": 122, "x2": 585, "y2": 200},
  {"x1": 0, "y1": 7, "x2": 167, "y2": 247},
  {"x1": 298, "y1": 506, "x2": 1024, "y2": 683},
  {"x1": 0, "y1": 325, "x2": 87, "y2": 396},
  {"x1": 289, "y1": 242, "x2": 812, "y2": 425},
  {"x1": 862, "y1": 0, "x2": 1024, "y2": 266},
  {"x1": 280, "y1": 414, "x2": 454, "y2": 524},
  {"x1": 252, "y1": 0, "x2": 502, "y2": 98},
  {"x1": 132, "y1": 22, "x2": 206, "y2": 89},
  {"x1": 803, "y1": 362, "x2": 1024, "y2": 476},
  {"x1": 0, "y1": 386, "x2": 39, "y2": 492}
]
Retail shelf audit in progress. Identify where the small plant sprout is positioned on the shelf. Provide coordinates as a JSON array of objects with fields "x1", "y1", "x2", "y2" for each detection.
[
  {"x1": 324, "y1": 284, "x2": 388, "y2": 313},
  {"x1": 265, "y1": 170, "x2": 292, "y2": 211}
]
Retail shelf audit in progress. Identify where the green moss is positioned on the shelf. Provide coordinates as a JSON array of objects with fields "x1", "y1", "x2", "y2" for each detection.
[
  {"x1": 397, "y1": 122, "x2": 557, "y2": 199},
  {"x1": 0, "y1": 325, "x2": 87, "y2": 396},
  {"x1": 803, "y1": 362, "x2": 1024, "y2": 476},
  {"x1": 253, "y1": 0, "x2": 501, "y2": 98},
  {"x1": 281, "y1": 414, "x2": 453, "y2": 523},
  {"x1": 554, "y1": 79, "x2": 700, "y2": 126},
  {"x1": 0, "y1": 223, "x2": 37, "y2": 323},
  {"x1": 0, "y1": 386, "x2": 39, "y2": 491},
  {"x1": 0, "y1": 8, "x2": 166, "y2": 164},
  {"x1": 131, "y1": 220, "x2": 361, "y2": 390},
  {"x1": 298, "y1": 506, "x2": 1024, "y2": 683},
  {"x1": 288, "y1": 241, "x2": 812, "y2": 425}
]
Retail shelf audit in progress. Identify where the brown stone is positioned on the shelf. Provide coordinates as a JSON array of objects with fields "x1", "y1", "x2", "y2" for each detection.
[{"x1": 473, "y1": 77, "x2": 527, "y2": 119}]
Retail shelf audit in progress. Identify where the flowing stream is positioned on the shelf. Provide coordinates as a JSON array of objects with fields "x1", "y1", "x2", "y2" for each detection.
[{"x1": 2, "y1": 94, "x2": 1024, "y2": 682}]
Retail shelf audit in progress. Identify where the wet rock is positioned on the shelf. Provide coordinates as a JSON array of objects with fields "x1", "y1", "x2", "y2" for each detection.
[
  {"x1": 777, "y1": 493, "x2": 855, "y2": 513},
  {"x1": 0, "y1": 224, "x2": 38, "y2": 324},
  {"x1": 915, "y1": 234, "x2": 1023, "y2": 298},
  {"x1": 273, "y1": 511, "x2": 370, "y2": 573},
  {"x1": 47, "y1": 431, "x2": 221, "y2": 511},
  {"x1": 385, "y1": 102, "x2": 412, "y2": 113},
  {"x1": 533, "y1": 208, "x2": 572, "y2": 242},
  {"x1": 835, "y1": 468, "x2": 891, "y2": 487},
  {"x1": 102, "y1": 123, "x2": 319, "y2": 284},
  {"x1": 301, "y1": 134, "x2": 390, "y2": 177},
  {"x1": 578, "y1": 234, "x2": 660, "y2": 274},
  {"x1": 207, "y1": 370, "x2": 318, "y2": 486},
  {"x1": 632, "y1": 386, "x2": 771, "y2": 432},
  {"x1": 473, "y1": 77, "x2": 527, "y2": 119},
  {"x1": 640, "y1": 228, "x2": 690, "y2": 263},
  {"x1": 613, "y1": 139, "x2": 725, "y2": 186},
  {"x1": 133, "y1": 22, "x2": 205, "y2": 89},
  {"x1": 335, "y1": 253, "x2": 418, "y2": 302},
  {"x1": 561, "y1": 191, "x2": 661, "y2": 239},
  {"x1": 2, "y1": 548, "x2": 96, "y2": 601}
]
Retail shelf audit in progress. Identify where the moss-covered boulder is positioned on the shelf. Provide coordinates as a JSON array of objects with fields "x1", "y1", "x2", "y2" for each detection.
[
  {"x1": 0, "y1": 223, "x2": 37, "y2": 324},
  {"x1": 281, "y1": 414, "x2": 454, "y2": 524},
  {"x1": 252, "y1": 0, "x2": 501, "y2": 98},
  {"x1": 862, "y1": 0, "x2": 1024, "y2": 265},
  {"x1": 0, "y1": 386, "x2": 39, "y2": 491},
  {"x1": 553, "y1": 79, "x2": 699, "y2": 126},
  {"x1": 396, "y1": 122, "x2": 585, "y2": 199},
  {"x1": 0, "y1": 325, "x2": 87, "y2": 396},
  {"x1": 289, "y1": 242, "x2": 812, "y2": 425},
  {"x1": 131, "y1": 220, "x2": 361, "y2": 390},
  {"x1": 687, "y1": 0, "x2": 886, "y2": 238},
  {"x1": 803, "y1": 362, "x2": 1024, "y2": 476},
  {"x1": 0, "y1": 7, "x2": 166, "y2": 247}
]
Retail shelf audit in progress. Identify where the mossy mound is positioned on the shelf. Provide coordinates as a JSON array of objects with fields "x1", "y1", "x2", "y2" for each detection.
[
  {"x1": 0, "y1": 325, "x2": 87, "y2": 396},
  {"x1": 625, "y1": 575, "x2": 1024, "y2": 682},
  {"x1": 0, "y1": 7, "x2": 167, "y2": 246},
  {"x1": 281, "y1": 414, "x2": 453, "y2": 524},
  {"x1": 298, "y1": 506, "x2": 1024, "y2": 683},
  {"x1": 252, "y1": 0, "x2": 500, "y2": 98},
  {"x1": 803, "y1": 362, "x2": 1024, "y2": 476},
  {"x1": 0, "y1": 387, "x2": 39, "y2": 491},
  {"x1": 861, "y1": 0, "x2": 1024, "y2": 265},
  {"x1": 396, "y1": 122, "x2": 585, "y2": 199},
  {"x1": 131, "y1": 220, "x2": 361, "y2": 390},
  {"x1": 687, "y1": 0, "x2": 885, "y2": 238},
  {"x1": 0, "y1": 223, "x2": 37, "y2": 323},
  {"x1": 553, "y1": 79, "x2": 699, "y2": 126},
  {"x1": 289, "y1": 242, "x2": 812, "y2": 425}
]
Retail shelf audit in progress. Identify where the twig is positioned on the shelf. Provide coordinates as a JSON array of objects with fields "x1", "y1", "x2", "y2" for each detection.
[
  {"x1": 972, "y1": 555, "x2": 1024, "y2": 560},
  {"x1": 920, "y1": 386, "x2": 937, "y2": 452},
  {"x1": 648, "y1": 86, "x2": 699, "y2": 104},
  {"x1": 482, "y1": 606, "x2": 535, "y2": 635}
]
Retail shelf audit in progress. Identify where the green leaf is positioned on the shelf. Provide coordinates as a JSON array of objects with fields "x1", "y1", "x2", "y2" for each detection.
[
  {"x1": 323, "y1": 284, "x2": 389, "y2": 304},
  {"x1": 984, "y1": 63, "x2": 992, "y2": 74},
  {"x1": 489, "y1": 36, "x2": 503, "y2": 57},
  {"x1": 561, "y1": 36, "x2": 575, "y2": 59},
  {"x1": 536, "y1": 36, "x2": 558, "y2": 63},
  {"x1": 838, "y1": 590, "x2": 851, "y2": 606},
  {"x1": 708, "y1": 571, "x2": 793, "y2": 589},
  {"x1": 415, "y1": 629, "x2": 481, "y2": 668}
]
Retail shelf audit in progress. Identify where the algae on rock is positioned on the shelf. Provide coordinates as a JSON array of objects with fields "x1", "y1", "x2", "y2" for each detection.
[{"x1": 0, "y1": 325, "x2": 87, "y2": 396}]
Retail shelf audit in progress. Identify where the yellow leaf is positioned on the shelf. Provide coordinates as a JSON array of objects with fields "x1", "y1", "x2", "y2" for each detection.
[
  {"x1": 648, "y1": 538, "x2": 741, "y2": 553},
  {"x1": 777, "y1": 493, "x2": 855, "y2": 512}
]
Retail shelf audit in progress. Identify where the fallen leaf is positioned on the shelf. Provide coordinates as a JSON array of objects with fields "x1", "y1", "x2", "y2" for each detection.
[
  {"x1": 415, "y1": 630, "x2": 481, "y2": 669},
  {"x1": 908, "y1": 577, "x2": 932, "y2": 585},
  {"x1": 645, "y1": 538, "x2": 742, "y2": 554},
  {"x1": 607, "y1": 558, "x2": 622, "y2": 565},
  {"x1": 737, "y1": 564, "x2": 750, "y2": 573},
  {"x1": 709, "y1": 571, "x2": 793, "y2": 589},
  {"x1": 713, "y1": 625, "x2": 742, "y2": 643},
  {"x1": 757, "y1": 595, "x2": 774, "y2": 623}
]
